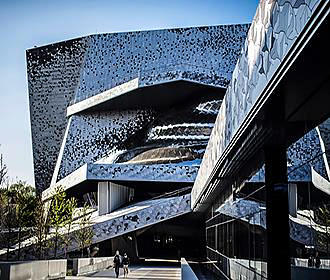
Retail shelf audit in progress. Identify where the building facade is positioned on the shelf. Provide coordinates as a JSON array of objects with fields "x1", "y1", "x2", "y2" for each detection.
[
  {"x1": 26, "y1": 0, "x2": 330, "y2": 278},
  {"x1": 27, "y1": 24, "x2": 250, "y2": 259},
  {"x1": 191, "y1": 0, "x2": 330, "y2": 279}
]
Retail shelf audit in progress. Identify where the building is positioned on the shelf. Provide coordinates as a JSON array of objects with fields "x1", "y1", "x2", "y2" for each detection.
[
  {"x1": 191, "y1": 0, "x2": 330, "y2": 279},
  {"x1": 26, "y1": 24, "x2": 249, "y2": 259},
  {"x1": 26, "y1": 0, "x2": 330, "y2": 278}
]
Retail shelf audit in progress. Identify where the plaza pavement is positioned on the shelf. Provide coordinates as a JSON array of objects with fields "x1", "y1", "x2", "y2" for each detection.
[{"x1": 66, "y1": 261, "x2": 181, "y2": 280}]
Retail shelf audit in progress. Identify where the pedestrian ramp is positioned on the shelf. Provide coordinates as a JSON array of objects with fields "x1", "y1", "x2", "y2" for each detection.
[
  {"x1": 64, "y1": 192, "x2": 191, "y2": 256},
  {"x1": 0, "y1": 193, "x2": 191, "y2": 259}
]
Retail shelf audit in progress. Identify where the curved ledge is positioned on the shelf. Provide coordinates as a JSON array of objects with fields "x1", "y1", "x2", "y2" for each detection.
[
  {"x1": 67, "y1": 76, "x2": 226, "y2": 117},
  {"x1": 43, "y1": 162, "x2": 199, "y2": 200}
]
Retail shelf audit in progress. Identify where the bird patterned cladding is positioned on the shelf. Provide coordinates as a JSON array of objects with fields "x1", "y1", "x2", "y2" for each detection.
[
  {"x1": 27, "y1": 24, "x2": 250, "y2": 191},
  {"x1": 27, "y1": 38, "x2": 89, "y2": 191},
  {"x1": 56, "y1": 109, "x2": 156, "y2": 182},
  {"x1": 74, "y1": 24, "x2": 250, "y2": 103},
  {"x1": 192, "y1": 0, "x2": 324, "y2": 207}
]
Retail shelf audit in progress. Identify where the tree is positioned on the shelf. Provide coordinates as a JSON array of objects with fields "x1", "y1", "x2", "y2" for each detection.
[
  {"x1": 74, "y1": 203, "x2": 94, "y2": 257},
  {"x1": 48, "y1": 186, "x2": 69, "y2": 258},
  {"x1": 0, "y1": 189, "x2": 7, "y2": 251},
  {"x1": 316, "y1": 203, "x2": 330, "y2": 256},
  {"x1": 32, "y1": 196, "x2": 49, "y2": 259},
  {"x1": 61, "y1": 197, "x2": 77, "y2": 258},
  {"x1": 4, "y1": 181, "x2": 16, "y2": 260},
  {"x1": 48, "y1": 186, "x2": 78, "y2": 258},
  {"x1": 0, "y1": 148, "x2": 13, "y2": 260},
  {"x1": 0, "y1": 182, "x2": 36, "y2": 260},
  {"x1": 0, "y1": 147, "x2": 8, "y2": 255},
  {"x1": 0, "y1": 147, "x2": 8, "y2": 186},
  {"x1": 11, "y1": 182, "x2": 36, "y2": 260}
]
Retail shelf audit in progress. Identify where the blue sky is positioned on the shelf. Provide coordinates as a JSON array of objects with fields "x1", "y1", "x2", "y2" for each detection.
[{"x1": 0, "y1": 0, "x2": 259, "y2": 186}]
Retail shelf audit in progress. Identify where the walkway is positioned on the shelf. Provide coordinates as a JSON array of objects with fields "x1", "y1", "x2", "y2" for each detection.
[{"x1": 66, "y1": 262, "x2": 181, "y2": 280}]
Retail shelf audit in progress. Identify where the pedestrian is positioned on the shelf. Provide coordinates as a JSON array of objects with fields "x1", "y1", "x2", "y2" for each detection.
[
  {"x1": 315, "y1": 251, "x2": 321, "y2": 268},
  {"x1": 122, "y1": 253, "x2": 130, "y2": 278},
  {"x1": 113, "y1": 250, "x2": 122, "y2": 278},
  {"x1": 308, "y1": 254, "x2": 314, "y2": 267}
]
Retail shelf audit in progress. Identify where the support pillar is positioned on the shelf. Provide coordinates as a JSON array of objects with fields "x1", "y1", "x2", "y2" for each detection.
[
  {"x1": 98, "y1": 182, "x2": 109, "y2": 215},
  {"x1": 98, "y1": 181, "x2": 132, "y2": 215},
  {"x1": 265, "y1": 145, "x2": 290, "y2": 279},
  {"x1": 288, "y1": 183, "x2": 297, "y2": 218}
]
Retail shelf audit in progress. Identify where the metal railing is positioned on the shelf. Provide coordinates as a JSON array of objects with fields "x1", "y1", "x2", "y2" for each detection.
[{"x1": 151, "y1": 186, "x2": 192, "y2": 201}]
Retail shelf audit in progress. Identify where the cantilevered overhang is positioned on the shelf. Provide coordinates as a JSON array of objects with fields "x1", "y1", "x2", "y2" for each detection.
[
  {"x1": 192, "y1": 0, "x2": 330, "y2": 212},
  {"x1": 43, "y1": 162, "x2": 199, "y2": 200},
  {"x1": 67, "y1": 78, "x2": 225, "y2": 116}
]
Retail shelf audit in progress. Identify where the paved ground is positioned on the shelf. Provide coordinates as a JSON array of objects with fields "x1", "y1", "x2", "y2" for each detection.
[{"x1": 66, "y1": 262, "x2": 181, "y2": 280}]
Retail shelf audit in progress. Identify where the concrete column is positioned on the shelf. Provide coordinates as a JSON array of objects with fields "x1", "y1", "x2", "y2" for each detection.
[
  {"x1": 98, "y1": 182, "x2": 109, "y2": 215},
  {"x1": 264, "y1": 92, "x2": 291, "y2": 280},
  {"x1": 265, "y1": 146, "x2": 290, "y2": 280},
  {"x1": 108, "y1": 182, "x2": 130, "y2": 213},
  {"x1": 98, "y1": 182, "x2": 132, "y2": 215},
  {"x1": 264, "y1": 137, "x2": 291, "y2": 280},
  {"x1": 288, "y1": 183, "x2": 297, "y2": 217}
]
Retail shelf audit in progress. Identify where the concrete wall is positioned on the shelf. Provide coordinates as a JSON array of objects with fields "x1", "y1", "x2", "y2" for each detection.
[
  {"x1": 228, "y1": 259, "x2": 267, "y2": 280},
  {"x1": 292, "y1": 266, "x2": 330, "y2": 280},
  {"x1": 230, "y1": 261, "x2": 330, "y2": 280},
  {"x1": 0, "y1": 259, "x2": 66, "y2": 280},
  {"x1": 98, "y1": 181, "x2": 131, "y2": 215},
  {"x1": 211, "y1": 257, "x2": 330, "y2": 280},
  {"x1": 293, "y1": 258, "x2": 330, "y2": 269},
  {"x1": 108, "y1": 182, "x2": 131, "y2": 213},
  {"x1": 72, "y1": 257, "x2": 114, "y2": 276}
]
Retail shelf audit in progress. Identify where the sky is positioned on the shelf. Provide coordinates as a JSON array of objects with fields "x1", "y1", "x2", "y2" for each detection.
[{"x1": 0, "y1": 0, "x2": 259, "y2": 186}]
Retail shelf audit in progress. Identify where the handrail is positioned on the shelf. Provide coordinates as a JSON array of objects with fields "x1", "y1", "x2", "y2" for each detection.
[
  {"x1": 230, "y1": 258, "x2": 267, "y2": 279},
  {"x1": 151, "y1": 186, "x2": 192, "y2": 201},
  {"x1": 206, "y1": 246, "x2": 268, "y2": 279}
]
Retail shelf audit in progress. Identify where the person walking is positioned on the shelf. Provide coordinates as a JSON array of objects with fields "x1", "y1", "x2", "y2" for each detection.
[
  {"x1": 122, "y1": 253, "x2": 130, "y2": 278},
  {"x1": 308, "y1": 254, "x2": 315, "y2": 267},
  {"x1": 315, "y1": 251, "x2": 321, "y2": 268},
  {"x1": 113, "y1": 250, "x2": 122, "y2": 278}
]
